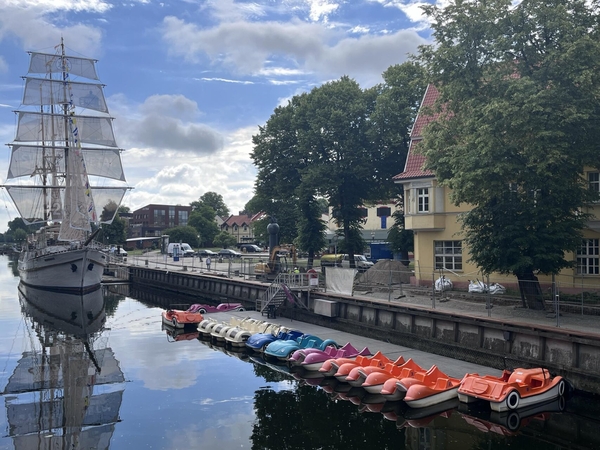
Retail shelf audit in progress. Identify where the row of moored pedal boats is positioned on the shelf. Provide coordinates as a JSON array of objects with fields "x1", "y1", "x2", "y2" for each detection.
[{"x1": 196, "y1": 316, "x2": 568, "y2": 413}]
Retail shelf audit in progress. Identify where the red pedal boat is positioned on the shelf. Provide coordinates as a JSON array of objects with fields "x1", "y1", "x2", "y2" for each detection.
[
  {"x1": 458, "y1": 367, "x2": 566, "y2": 412},
  {"x1": 162, "y1": 306, "x2": 204, "y2": 329}
]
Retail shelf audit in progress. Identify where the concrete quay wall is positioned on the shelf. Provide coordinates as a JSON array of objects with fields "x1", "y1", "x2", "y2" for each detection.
[{"x1": 128, "y1": 266, "x2": 600, "y2": 395}]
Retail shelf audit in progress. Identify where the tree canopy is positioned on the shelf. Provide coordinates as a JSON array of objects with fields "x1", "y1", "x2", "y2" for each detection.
[
  {"x1": 191, "y1": 192, "x2": 230, "y2": 218},
  {"x1": 188, "y1": 204, "x2": 220, "y2": 246},
  {"x1": 417, "y1": 0, "x2": 600, "y2": 307},
  {"x1": 251, "y1": 65, "x2": 426, "y2": 265},
  {"x1": 163, "y1": 226, "x2": 200, "y2": 247}
]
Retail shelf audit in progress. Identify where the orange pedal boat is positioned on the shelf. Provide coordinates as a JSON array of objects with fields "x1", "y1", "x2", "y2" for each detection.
[
  {"x1": 403, "y1": 370, "x2": 462, "y2": 409},
  {"x1": 333, "y1": 351, "x2": 392, "y2": 383},
  {"x1": 457, "y1": 367, "x2": 566, "y2": 412},
  {"x1": 318, "y1": 350, "x2": 384, "y2": 378},
  {"x1": 345, "y1": 356, "x2": 406, "y2": 388},
  {"x1": 381, "y1": 364, "x2": 450, "y2": 402},
  {"x1": 361, "y1": 358, "x2": 424, "y2": 394}
]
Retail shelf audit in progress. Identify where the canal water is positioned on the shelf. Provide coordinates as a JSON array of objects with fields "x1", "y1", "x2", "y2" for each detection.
[{"x1": 0, "y1": 255, "x2": 599, "y2": 450}]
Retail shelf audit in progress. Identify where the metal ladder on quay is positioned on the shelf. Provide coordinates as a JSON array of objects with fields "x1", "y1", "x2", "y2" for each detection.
[{"x1": 256, "y1": 273, "x2": 313, "y2": 319}]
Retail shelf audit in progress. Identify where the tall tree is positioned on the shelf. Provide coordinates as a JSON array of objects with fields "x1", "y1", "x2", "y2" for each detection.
[
  {"x1": 418, "y1": 0, "x2": 600, "y2": 308},
  {"x1": 188, "y1": 204, "x2": 219, "y2": 246},
  {"x1": 191, "y1": 192, "x2": 230, "y2": 218},
  {"x1": 163, "y1": 226, "x2": 200, "y2": 247}
]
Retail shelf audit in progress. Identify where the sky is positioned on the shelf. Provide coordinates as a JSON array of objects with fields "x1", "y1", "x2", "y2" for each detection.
[{"x1": 0, "y1": 0, "x2": 441, "y2": 229}]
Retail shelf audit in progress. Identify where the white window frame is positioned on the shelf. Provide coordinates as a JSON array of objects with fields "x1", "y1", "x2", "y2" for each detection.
[
  {"x1": 577, "y1": 238, "x2": 599, "y2": 275},
  {"x1": 434, "y1": 240, "x2": 462, "y2": 271},
  {"x1": 417, "y1": 188, "x2": 430, "y2": 213}
]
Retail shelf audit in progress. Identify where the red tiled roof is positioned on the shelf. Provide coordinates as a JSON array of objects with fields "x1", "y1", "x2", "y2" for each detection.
[
  {"x1": 410, "y1": 84, "x2": 441, "y2": 138},
  {"x1": 393, "y1": 84, "x2": 440, "y2": 181},
  {"x1": 224, "y1": 212, "x2": 265, "y2": 227}
]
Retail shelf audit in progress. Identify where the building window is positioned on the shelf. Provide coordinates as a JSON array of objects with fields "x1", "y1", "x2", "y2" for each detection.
[
  {"x1": 169, "y1": 207, "x2": 175, "y2": 227},
  {"x1": 418, "y1": 188, "x2": 429, "y2": 212},
  {"x1": 358, "y1": 207, "x2": 368, "y2": 217},
  {"x1": 178, "y1": 210, "x2": 188, "y2": 226},
  {"x1": 589, "y1": 172, "x2": 599, "y2": 196},
  {"x1": 154, "y1": 210, "x2": 165, "y2": 226},
  {"x1": 434, "y1": 240, "x2": 462, "y2": 270},
  {"x1": 380, "y1": 216, "x2": 387, "y2": 229},
  {"x1": 377, "y1": 206, "x2": 391, "y2": 217},
  {"x1": 577, "y1": 239, "x2": 599, "y2": 275}
]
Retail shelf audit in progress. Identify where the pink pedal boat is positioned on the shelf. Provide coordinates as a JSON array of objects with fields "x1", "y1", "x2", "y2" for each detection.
[
  {"x1": 319, "y1": 350, "x2": 385, "y2": 378},
  {"x1": 361, "y1": 358, "x2": 424, "y2": 394},
  {"x1": 334, "y1": 352, "x2": 395, "y2": 383},
  {"x1": 345, "y1": 355, "x2": 406, "y2": 388},
  {"x1": 291, "y1": 343, "x2": 371, "y2": 372},
  {"x1": 457, "y1": 367, "x2": 566, "y2": 412},
  {"x1": 381, "y1": 365, "x2": 453, "y2": 402}
]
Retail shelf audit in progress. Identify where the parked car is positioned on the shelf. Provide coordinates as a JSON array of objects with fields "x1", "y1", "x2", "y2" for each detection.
[
  {"x1": 197, "y1": 249, "x2": 217, "y2": 257},
  {"x1": 239, "y1": 244, "x2": 262, "y2": 253},
  {"x1": 218, "y1": 248, "x2": 242, "y2": 258}
]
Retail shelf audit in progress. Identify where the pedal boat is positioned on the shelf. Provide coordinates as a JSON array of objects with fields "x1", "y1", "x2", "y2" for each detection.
[
  {"x1": 225, "y1": 322, "x2": 279, "y2": 348},
  {"x1": 319, "y1": 350, "x2": 385, "y2": 377},
  {"x1": 297, "y1": 344, "x2": 371, "y2": 372},
  {"x1": 457, "y1": 367, "x2": 566, "y2": 412},
  {"x1": 403, "y1": 370, "x2": 462, "y2": 409},
  {"x1": 380, "y1": 364, "x2": 447, "y2": 402},
  {"x1": 264, "y1": 334, "x2": 338, "y2": 361},
  {"x1": 197, "y1": 317, "x2": 220, "y2": 337},
  {"x1": 189, "y1": 302, "x2": 245, "y2": 314},
  {"x1": 162, "y1": 307, "x2": 204, "y2": 329},
  {"x1": 345, "y1": 356, "x2": 406, "y2": 387},
  {"x1": 333, "y1": 351, "x2": 393, "y2": 383},
  {"x1": 361, "y1": 358, "x2": 424, "y2": 394},
  {"x1": 245, "y1": 328, "x2": 303, "y2": 352},
  {"x1": 211, "y1": 317, "x2": 264, "y2": 343}
]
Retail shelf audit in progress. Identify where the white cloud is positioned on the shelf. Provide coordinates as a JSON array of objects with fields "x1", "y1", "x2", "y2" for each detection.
[
  {"x1": 160, "y1": 16, "x2": 427, "y2": 87},
  {"x1": 305, "y1": 0, "x2": 340, "y2": 22},
  {"x1": 121, "y1": 125, "x2": 257, "y2": 215},
  {"x1": 197, "y1": 77, "x2": 255, "y2": 85},
  {"x1": 4, "y1": 0, "x2": 112, "y2": 13},
  {"x1": 0, "y1": 6, "x2": 103, "y2": 56}
]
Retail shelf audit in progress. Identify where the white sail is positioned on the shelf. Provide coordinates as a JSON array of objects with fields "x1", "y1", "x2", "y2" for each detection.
[
  {"x1": 7, "y1": 144, "x2": 125, "y2": 181},
  {"x1": 28, "y1": 51, "x2": 99, "y2": 80},
  {"x1": 23, "y1": 77, "x2": 108, "y2": 113},
  {"x1": 15, "y1": 111, "x2": 118, "y2": 147},
  {"x1": 5, "y1": 186, "x2": 127, "y2": 225}
]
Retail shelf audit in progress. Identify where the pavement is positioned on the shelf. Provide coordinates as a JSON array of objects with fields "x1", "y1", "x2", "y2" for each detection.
[{"x1": 356, "y1": 286, "x2": 600, "y2": 338}]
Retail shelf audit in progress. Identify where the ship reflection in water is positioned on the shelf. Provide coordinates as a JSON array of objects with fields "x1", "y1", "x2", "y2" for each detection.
[{"x1": 4, "y1": 284, "x2": 125, "y2": 449}]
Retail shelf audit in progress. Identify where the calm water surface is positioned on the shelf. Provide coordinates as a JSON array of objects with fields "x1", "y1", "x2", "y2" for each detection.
[{"x1": 0, "y1": 255, "x2": 599, "y2": 450}]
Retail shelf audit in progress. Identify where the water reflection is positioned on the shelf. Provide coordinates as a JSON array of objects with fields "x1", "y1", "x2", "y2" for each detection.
[
  {"x1": 196, "y1": 333, "x2": 600, "y2": 450},
  {"x1": 4, "y1": 284, "x2": 125, "y2": 450}
]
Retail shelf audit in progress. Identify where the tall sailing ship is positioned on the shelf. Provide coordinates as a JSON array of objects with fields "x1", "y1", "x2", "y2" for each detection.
[{"x1": 2, "y1": 39, "x2": 129, "y2": 293}]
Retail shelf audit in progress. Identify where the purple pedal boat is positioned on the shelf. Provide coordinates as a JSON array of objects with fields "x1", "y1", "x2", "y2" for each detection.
[{"x1": 290, "y1": 343, "x2": 372, "y2": 372}]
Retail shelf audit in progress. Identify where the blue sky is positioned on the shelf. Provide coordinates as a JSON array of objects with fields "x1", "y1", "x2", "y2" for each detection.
[{"x1": 0, "y1": 0, "x2": 439, "y2": 228}]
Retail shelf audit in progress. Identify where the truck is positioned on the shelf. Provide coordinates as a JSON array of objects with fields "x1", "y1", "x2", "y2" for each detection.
[
  {"x1": 320, "y1": 253, "x2": 374, "y2": 273},
  {"x1": 254, "y1": 244, "x2": 297, "y2": 281},
  {"x1": 167, "y1": 243, "x2": 195, "y2": 257}
]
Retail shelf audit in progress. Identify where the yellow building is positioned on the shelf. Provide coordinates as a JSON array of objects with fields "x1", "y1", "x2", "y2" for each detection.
[{"x1": 394, "y1": 85, "x2": 600, "y2": 291}]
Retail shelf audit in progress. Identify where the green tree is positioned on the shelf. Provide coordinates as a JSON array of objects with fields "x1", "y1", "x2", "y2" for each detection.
[
  {"x1": 7, "y1": 217, "x2": 29, "y2": 234},
  {"x1": 188, "y1": 204, "x2": 219, "y2": 246},
  {"x1": 418, "y1": 0, "x2": 600, "y2": 308},
  {"x1": 101, "y1": 215, "x2": 127, "y2": 246},
  {"x1": 13, "y1": 228, "x2": 27, "y2": 246},
  {"x1": 164, "y1": 226, "x2": 200, "y2": 247},
  {"x1": 213, "y1": 231, "x2": 237, "y2": 249},
  {"x1": 191, "y1": 192, "x2": 230, "y2": 218}
]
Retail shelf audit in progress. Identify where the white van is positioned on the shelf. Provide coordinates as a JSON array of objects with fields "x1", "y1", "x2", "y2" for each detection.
[
  {"x1": 320, "y1": 254, "x2": 374, "y2": 272},
  {"x1": 167, "y1": 243, "x2": 195, "y2": 257}
]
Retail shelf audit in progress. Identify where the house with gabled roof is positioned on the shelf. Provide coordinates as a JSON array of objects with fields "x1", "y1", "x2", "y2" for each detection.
[
  {"x1": 221, "y1": 212, "x2": 265, "y2": 245},
  {"x1": 394, "y1": 84, "x2": 600, "y2": 290}
]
